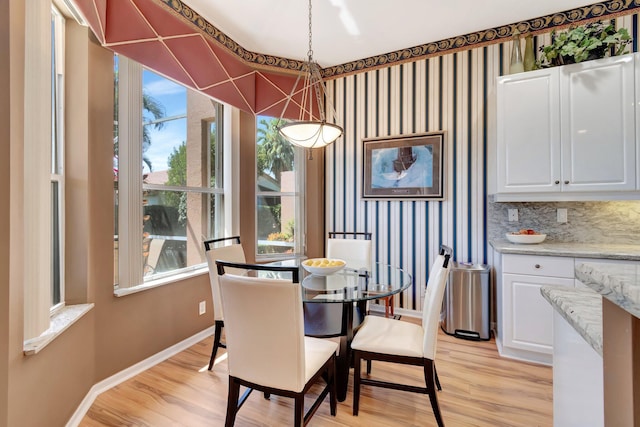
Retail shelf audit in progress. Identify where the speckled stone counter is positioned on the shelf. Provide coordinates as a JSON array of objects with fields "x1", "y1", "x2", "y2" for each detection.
[
  {"x1": 491, "y1": 241, "x2": 640, "y2": 260},
  {"x1": 575, "y1": 262, "x2": 640, "y2": 319},
  {"x1": 540, "y1": 286, "x2": 603, "y2": 355}
]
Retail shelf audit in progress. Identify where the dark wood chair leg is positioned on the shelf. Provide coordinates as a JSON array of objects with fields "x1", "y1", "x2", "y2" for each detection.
[
  {"x1": 366, "y1": 359, "x2": 372, "y2": 374},
  {"x1": 225, "y1": 377, "x2": 240, "y2": 427},
  {"x1": 294, "y1": 394, "x2": 304, "y2": 427},
  {"x1": 353, "y1": 350, "x2": 362, "y2": 415},
  {"x1": 329, "y1": 356, "x2": 337, "y2": 416},
  {"x1": 208, "y1": 320, "x2": 224, "y2": 370},
  {"x1": 435, "y1": 364, "x2": 442, "y2": 391},
  {"x1": 424, "y1": 359, "x2": 445, "y2": 427}
]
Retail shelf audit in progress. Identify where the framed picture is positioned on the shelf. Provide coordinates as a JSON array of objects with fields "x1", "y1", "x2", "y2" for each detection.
[{"x1": 363, "y1": 132, "x2": 445, "y2": 199}]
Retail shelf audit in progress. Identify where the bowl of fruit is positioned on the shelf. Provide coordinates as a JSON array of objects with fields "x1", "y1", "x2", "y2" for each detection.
[
  {"x1": 302, "y1": 258, "x2": 346, "y2": 276},
  {"x1": 506, "y1": 229, "x2": 547, "y2": 244}
]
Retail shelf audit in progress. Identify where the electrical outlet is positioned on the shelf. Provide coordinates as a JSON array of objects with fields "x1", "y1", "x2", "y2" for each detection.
[
  {"x1": 198, "y1": 301, "x2": 206, "y2": 315},
  {"x1": 508, "y1": 209, "x2": 518, "y2": 222},
  {"x1": 557, "y1": 208, "x2": 568, "y2": 223}
]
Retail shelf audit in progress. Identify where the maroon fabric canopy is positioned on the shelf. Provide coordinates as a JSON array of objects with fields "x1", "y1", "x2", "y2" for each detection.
[{"x1": 74, "y1": 0, "x2": 322, "y2": 120}]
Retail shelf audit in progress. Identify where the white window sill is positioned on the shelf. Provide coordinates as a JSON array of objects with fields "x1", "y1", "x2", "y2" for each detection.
[
  {"x1": 23, "y1": 303, "x2": 94, "y2": 355},
  {"x1": 113, "y1": 266, "x2": 209, "y2": 297}
]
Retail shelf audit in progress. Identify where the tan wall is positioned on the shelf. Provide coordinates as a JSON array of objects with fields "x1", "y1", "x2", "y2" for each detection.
[
  {"x1": 239, "y1": 111, "x2": 257, "y2": 263},
  {"x1": 305, "y1": 151, "x2": 325, "y2": 258},
  {"x1": 1, "y1": 1, "x2": 23, "y2": 424},
  {"x1": 1, "y1": 16, "x2": 214, "y2": 426},
  {"x1": 0, "y1": 7, "x2": 327, "y2": 426}
]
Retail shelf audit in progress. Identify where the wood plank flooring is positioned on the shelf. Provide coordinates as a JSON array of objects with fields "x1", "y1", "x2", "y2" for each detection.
[{"x1": 81, "y1": 318, "x2": 552, "y2": 426}]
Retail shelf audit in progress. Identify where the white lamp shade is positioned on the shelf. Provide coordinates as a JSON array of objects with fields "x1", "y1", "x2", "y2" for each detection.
[{"x1": 278, "y1": 121, "x2": 343, "y2": 149}]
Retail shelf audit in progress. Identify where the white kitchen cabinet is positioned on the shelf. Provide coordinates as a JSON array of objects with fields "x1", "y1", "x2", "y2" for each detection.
[
  {"x1": 496, "y1": 68, "x2": 560, "y2": 193},
  {"x1": 496, "y1": 53, "x2": 636, "y2": 196},
  {"x1": 561, "y1": 55, "x2": 636, "y2": 192},
  {"x1": 498, "y1": 254, "x2": 574, "y2": 365}
]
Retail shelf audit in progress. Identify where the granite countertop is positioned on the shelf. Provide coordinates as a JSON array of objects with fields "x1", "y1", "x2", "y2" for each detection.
[
  {"x1": 540, "y1": 286, "x2": 603, "y2": 355},
  {"x1": 491, "y1": 240, "x2": 640, "y2": 260},
  {"x1": 575, "y1": 262, "x2": 640, "y2": 319}
]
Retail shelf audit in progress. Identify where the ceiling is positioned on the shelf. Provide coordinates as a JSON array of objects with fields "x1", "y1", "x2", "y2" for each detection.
[
  {"x1": 70, "y1": 0, "x2": 627, "y2": 118},
  {"x1": 182, "y1": 0, "x2": 601, "y2": 68}
]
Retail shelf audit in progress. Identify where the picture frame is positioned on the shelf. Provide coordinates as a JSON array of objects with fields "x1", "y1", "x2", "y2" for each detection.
[{"x1": 362, "y1": 132, "x2": 445, "y2": 199}]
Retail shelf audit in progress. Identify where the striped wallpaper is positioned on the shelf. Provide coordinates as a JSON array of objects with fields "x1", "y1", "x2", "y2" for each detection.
[{"x1": 323, "y1": 13, "x2": 640, "y2": 313}]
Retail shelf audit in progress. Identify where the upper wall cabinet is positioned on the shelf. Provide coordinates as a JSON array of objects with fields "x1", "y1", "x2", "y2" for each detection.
[
  {"x1": 496, "y1": 54, "x2": 636, "y2": 200},
  {"x1": 497, "y1": 67, "x2": 561, "y2": 193}
]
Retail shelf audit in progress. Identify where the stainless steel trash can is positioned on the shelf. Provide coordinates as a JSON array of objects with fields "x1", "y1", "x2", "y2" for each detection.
[{"x1": 441, "y1": 262, "x2": 491, "y2": 340}]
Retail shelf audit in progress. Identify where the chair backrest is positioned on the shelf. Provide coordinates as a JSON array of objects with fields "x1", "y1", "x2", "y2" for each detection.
[
  {"x1": 204, "y1": 236, "x2": 245, "y2": 321},
  {"x1": 326, "y1": 231, "x2": 372, "y2": 270},
  {"x1": 422, "y1": 246, "x2": 452, "y2": 360},
  {"x1": 217, "y1": 262, "x2": 306, "y2": 392}
]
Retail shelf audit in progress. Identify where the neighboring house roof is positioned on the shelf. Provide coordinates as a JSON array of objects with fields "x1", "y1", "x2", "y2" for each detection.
[{"x1": 144, "y1": 170, "x2": 168, "y2": 185}]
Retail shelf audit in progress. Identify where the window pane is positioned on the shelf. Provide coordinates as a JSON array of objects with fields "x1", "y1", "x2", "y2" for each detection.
[
  {"x1": 257, "y1": 117, "x2": 295, "y2": 192},
  {"x1": 208, "y1": 120, "x2": 223, "y2": 190},
  {"x1": 51, "y1": 181, "x2": 61, "y2": 306},
  {"x1": 257, "y1": 195, "x2": 296, "y2": 255},
  {"x1": 113, "y1": 55, "x2": 119, "y2": 286},
  {"x1": 143, "y1": 190, "x2": 220, "y2": 275}
]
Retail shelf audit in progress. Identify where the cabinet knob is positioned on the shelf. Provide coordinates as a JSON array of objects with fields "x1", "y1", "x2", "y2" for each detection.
[
  {"x1": 554, "y1": 180, "x2": 560, "y2": 184},
  {"x1": 534, "y1": 264, "x2": 541, "y2": 269},
  {"x1": 564, "y1": 180, "x2": 569, "y2": 184}
]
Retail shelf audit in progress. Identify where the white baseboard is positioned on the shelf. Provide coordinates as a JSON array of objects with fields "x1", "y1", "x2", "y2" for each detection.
[{"x1": 66, "y1": 326, "x2": 215, "y2": 427}]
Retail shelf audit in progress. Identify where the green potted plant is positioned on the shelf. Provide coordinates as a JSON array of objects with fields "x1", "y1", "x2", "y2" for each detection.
[{"x1": 537, "y1": 21, "x2": 631, "y2": 68}]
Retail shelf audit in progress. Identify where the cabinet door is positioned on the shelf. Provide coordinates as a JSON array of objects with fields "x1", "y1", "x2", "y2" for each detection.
[
  {"x1": 496, "y1": 68, "x2": 561, "y2": 193},
  {"x1": 502, "y1": 273, "x2": 574, "y2": 354},
  {"x1": 561, "y1": 54, "x2": 636, "y2": 191}
]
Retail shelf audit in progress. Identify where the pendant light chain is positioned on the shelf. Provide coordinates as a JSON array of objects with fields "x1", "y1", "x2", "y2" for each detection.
[
  {"x1": 276, "y1": 0, "x2": 343, "y2": 154},
  {"x1": 307, "y1": 0, "x2": 313, "y2": 61}
]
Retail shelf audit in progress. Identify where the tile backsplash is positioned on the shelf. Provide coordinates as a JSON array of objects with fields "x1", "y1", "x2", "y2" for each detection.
[{"x1": 488, "y1": 198, "x2": 640, "y2": 244}]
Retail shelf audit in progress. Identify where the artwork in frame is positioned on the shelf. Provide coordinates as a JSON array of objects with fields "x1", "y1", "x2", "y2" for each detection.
[{"x1": 362, "y1": 132, "x2": 445, "y2": 199}]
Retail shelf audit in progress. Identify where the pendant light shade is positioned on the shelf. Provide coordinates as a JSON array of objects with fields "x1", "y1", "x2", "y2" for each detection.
[
  {"x1": 277, "y1": 0, "x2": 343, "y2": 152},
  {"x1": 278, "y1": 120, "x2": 343, "y2": 149}
]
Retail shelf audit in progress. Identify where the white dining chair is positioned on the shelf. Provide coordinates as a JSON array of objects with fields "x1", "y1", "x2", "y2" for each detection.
[
  {"x1": 326, "y1": 231, "x2": 372, "y2": 270},
  {"x1": 216, "y1": 260, "x2": 338, "y2": 427},
  {"x1": 203, "y1": 236, "x2": 246, "y2": 370},
  {"x1": 350, "y1": 246, "x2": 452, "y2": 427},
  {"x1": 326, "y1": 231, "x2": 398, "y2": 317}
]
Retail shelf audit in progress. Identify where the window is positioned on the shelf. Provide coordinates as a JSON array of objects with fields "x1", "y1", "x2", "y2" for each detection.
[
  {"x1": 115, "y1": 56, "x2": 225, "y2": 291},
  {"x1": 51, "y1": 5, "x2": 65, "y2": 310},
  {"x1": 256, "y1": 116, "x2": 305, "y2": 258}
]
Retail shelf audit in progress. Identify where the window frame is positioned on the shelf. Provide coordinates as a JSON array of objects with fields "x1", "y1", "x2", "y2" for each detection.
[
  {"x1": 255, "y1": 117, "x2": 306, "y2": 261},
  {"x1": 50, "y1": 4, "x2": 66, "y2": 314},
  {"x1": 115, "y1": 57, "x2": 226, "y2": 293}
]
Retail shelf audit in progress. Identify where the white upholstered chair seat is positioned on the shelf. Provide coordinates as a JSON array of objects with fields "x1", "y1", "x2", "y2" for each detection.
[
  {"x1": 304, "y1": 337, "x2": 339, "y2": 385},
  {"x1": 350, "y1": 315, "x2": 423, "y2": 358}
]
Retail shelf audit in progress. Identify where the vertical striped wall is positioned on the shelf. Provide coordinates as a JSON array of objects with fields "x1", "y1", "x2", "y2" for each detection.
[{"x1": 323, "y1": 14, "x2": 640, "y2": 313}]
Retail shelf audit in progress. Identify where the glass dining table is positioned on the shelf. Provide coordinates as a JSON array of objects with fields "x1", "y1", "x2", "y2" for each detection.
[{"x1": 264, "y1": 259, "x2": 413, "y2": 401}]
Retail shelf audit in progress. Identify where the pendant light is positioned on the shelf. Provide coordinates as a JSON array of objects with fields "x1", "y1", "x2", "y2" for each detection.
[{"x1": 277, "y1": 0, "x2": 343, "y2": 155}]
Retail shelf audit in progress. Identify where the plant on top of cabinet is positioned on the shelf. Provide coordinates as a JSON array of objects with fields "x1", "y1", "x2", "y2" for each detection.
[{"x1": 537, "y1": 21, "x2": 631, "y2": 68}]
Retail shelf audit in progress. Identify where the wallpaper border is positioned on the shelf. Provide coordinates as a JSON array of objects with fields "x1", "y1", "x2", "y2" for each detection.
[{"x1": 160, "y1": 0, "x2": 640, "y2": 79}]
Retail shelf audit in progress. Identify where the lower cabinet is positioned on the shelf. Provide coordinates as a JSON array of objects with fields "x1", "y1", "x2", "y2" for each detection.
[{"x1": 497, "y1": 253, "x2": 575, "y2": 365}]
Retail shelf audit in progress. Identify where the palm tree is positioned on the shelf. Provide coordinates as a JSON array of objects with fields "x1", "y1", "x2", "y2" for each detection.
[
  {"x1": 113, "y1": 68, "x2": 166, "y2": 172},
  {"x1": 256, "y1": 118, "x2": 294, "y2": 186}
]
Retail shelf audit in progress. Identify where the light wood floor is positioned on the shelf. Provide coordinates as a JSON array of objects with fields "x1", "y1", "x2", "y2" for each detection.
[{"x1": 81, "y1": 319, "x2": 552, "y2": 427}]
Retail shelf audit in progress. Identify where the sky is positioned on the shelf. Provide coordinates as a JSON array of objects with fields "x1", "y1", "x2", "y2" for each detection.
[
  {"x1": 142, "y1": 70, "x2": 187, "y2": 173},
  {"x1": 140, "y1": 69, "x2": 271, "y2": 175}
]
